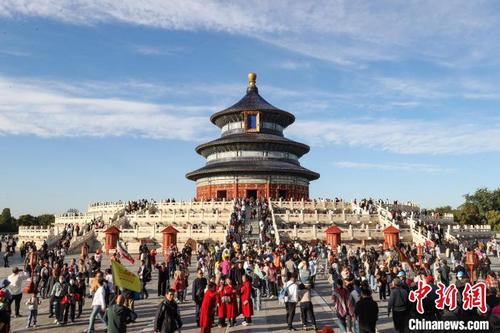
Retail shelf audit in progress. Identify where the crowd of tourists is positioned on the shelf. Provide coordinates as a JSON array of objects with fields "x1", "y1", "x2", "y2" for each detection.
[{"x1": 0, "y1": 198, "x2": 499, "y2": 333}]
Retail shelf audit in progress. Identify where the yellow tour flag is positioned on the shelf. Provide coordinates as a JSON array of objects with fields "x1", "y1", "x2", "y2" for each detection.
[{"x1": 111, "y1": 260, "x2": 141, "y2": 292}]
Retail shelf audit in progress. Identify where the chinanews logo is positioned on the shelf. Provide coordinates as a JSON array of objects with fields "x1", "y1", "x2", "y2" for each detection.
[
  {"x1": 408, "y1": 281, "x2": 489, "y2": 331},
  {"x1": 409, "y1": 281, "x2": 487, "y2": 314}
]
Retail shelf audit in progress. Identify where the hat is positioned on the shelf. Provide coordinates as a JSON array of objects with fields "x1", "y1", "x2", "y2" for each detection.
[
  {"x1": 457, "y1": 271, "x2": 464, "y2": 278},
  {"x1": 425, "y1": 275, "x2": 434, "y2": 284},
  {"x1": 397, "y1": 271, "x2": 405, "y2": 277},
  {"x1": 0, "y1": 279, "x2": 10, "y2": 289}
]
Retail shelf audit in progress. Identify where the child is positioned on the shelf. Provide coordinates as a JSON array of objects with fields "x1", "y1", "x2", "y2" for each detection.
[{"x1": 25, "y1": 291, "x2": 41, "y2": 328}]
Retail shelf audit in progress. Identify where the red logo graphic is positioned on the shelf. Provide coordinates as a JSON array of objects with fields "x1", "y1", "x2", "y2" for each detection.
[
  {"x1": 435, "y1": 282, "x2": 458, "y2": 311},
  {"x1": 462, "y1": 282, "x2": 487, "y2": 314},
  {"x1": 409, "y1": 280, "x2": 432, "y2": 314}
]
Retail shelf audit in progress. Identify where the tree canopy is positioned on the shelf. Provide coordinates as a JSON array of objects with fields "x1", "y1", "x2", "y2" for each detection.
[
  {"x1": 434, "y1": 187, "x2": 500, "y2": 230},
  {"x1": 0, "y1": 208, "x2": 55, "y2": 232}
]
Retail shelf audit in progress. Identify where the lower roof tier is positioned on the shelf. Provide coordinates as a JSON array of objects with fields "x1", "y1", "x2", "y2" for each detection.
[{"x1": 185, "y1": 159, "x2": 320, "y2": 181}]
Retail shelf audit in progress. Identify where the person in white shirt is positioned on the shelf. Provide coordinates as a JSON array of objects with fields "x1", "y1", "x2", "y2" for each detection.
[
  {"x1": 7, "y1": 267, "x2": 29, "y2": 317},
  {"x1": 86, "y1": 279, "x2": 107, "y2": 333},
  {"x1": 284, "y1": 274, "x2": 298, "y2": 331}
]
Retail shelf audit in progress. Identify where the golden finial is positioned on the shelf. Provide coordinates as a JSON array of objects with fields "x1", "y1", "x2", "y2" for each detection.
[{"x1": 248, "y1": 72, "x2": 257, "y2": 88}]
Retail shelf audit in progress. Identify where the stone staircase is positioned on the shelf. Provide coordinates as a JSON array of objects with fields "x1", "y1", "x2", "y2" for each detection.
[
  {"x1": 246, "y1": 218, "x2": 261, "y2": 243},
  {"x1": 66, "y1": 230, "x2": 97, "y2": 254}
]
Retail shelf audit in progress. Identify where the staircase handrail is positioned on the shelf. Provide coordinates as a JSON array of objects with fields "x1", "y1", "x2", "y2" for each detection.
[{"x1": 268, "y1": 198, "x2": 281, "y2": 245}]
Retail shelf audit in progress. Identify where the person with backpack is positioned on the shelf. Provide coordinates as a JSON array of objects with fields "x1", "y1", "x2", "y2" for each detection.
[
  {"x1": 387, "y1": 278, "x2": 409, "y2": 333},
  {"x1": 50, "y1": 274, "x2": 67, "y2": 326},
  {"x1": 240, "y1": 274, "x2": 254, "y2": 326},
  {"x1": 349, "y1": 279, "x2": 362, "y2": 333},
  {"x1": 250, "y1": 268, "x2": 263, "y2": 311}
]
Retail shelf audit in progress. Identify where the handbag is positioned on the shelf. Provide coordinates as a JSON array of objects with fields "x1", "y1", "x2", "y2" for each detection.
[
  {"x1": 221, "y1": 296, "x2": 231, "y2": 303},
  {"x1": 60, "y1": 295, "x2": 69, "y2": 305}
]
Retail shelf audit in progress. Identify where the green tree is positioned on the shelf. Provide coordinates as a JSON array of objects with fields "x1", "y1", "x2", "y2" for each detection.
[
  {"x1": 36, "y1": 214, "x2": 55, "y2": 227},
  {"x1": 16, "y1": 214, "x2": 37, "y2": 226},
  {"x1": 485, "y1": 210, "x2": 500, "y2": 230},
  {"x1": 464, "y1": 188, "x2": 500, "y2": 214},
  {"x1": 0, "y1": 208, "x2": 12, "y2": 225},
  {"x1": 0, "y1": 208, "x2": 17, "y2": 232},
  {"x1": 457, "y1": 202, "x2": 486, "y2": 225}
]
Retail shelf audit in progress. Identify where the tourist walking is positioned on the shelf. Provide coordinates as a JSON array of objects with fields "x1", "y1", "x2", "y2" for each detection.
[
  {"x1": 156, "y1": 262, "x2": 169, "y2": 297},
  {"x1": 7, "y1": 267, "x2": 29, "y2": 317},
  {"x1": 284, "y1": 274, "x2": 298, "y2": 331},
  {"x1": 354, "y1": 287, "x2": 378, "y2": 333},
  {"x1": 298, "y1": 283, "x2": 316, "y2": 330},
  {"x1": 153, "y1": 289, "x2": 181, "y2": 333},
  {"x1": 332, "y1": 278, "x2": 354, "y2": 333},
  {"x1": 50, "y1": 274, "x2": 66, "y2": 325},
  {"x1": 138, "y1": 260, "x2": 151, "y2": 299},
  {"x1": 387, "y1": 278, "x2": 410, "y2": 333},
  {"x1": 86, "y1": 279, "x2": 107, "y2": 333},
  {"x1": 25, "y1": 291, "x2": 41, "y2": 328},
  {"x1": 192, "y1": 269, "x2": 207, "y2": 327}
]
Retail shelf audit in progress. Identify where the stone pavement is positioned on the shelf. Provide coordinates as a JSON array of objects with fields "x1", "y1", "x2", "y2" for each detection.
[{"x1": 1, "y1": 251, "x2": 499, "y2": 333}]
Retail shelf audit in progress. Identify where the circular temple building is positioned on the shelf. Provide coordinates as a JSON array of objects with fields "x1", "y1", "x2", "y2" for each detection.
[{"x1": 186, "y1": 73, "x2": 319, "y2": 200}]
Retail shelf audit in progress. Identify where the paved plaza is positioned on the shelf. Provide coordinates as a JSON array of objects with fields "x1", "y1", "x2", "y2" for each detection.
[{"x1": 1, "y1": 250, "x2": 499, "y2": 333}]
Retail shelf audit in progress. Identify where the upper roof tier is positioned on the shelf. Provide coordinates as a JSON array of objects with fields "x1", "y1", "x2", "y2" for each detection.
[{"x1": 210, "y1": 73, "x2": 295, "y2": 128}]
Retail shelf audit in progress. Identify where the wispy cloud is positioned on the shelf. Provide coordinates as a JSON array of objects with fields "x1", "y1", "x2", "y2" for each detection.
[
  {"x1": 132, "y1": 45, "x2": 184, "y2": 56},
  {"x1": 0, "y1": 49, "x2": 30, "y2": 57},
  {"x1": 277, "y1": 60, "x2": 311, "y2": 70},
  {"x1": 1, "y1": 1, "x2": 498, "y2": 67},
  {"x1": 334, "y1": 161, "x2": 455, "y2": 174},
  {"x1": 289, "y1": 119, "x2": 500, "y2": 155},
  {"x1": 0, "y1": 76, "x2": 215, "y2": 140}
]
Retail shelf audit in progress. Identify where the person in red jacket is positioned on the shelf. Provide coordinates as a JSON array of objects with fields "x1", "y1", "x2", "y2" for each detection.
[
  {"x1": 223, "y1": 278, "x2": 238, "y2": 327},
  {"x1": 199, "y1": 282, "x2": 217, "y2": 333},
  {"x1": 240, "y1": 274, "x2": 254, "y2": 326},
  {"x1": 216, "y1": 280, "x2": 226, "y2": 328}
]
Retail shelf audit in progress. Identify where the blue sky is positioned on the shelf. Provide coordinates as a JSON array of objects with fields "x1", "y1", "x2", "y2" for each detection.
[{"x1": 0, "y1": 1, "x2": 499, "y2": 216}]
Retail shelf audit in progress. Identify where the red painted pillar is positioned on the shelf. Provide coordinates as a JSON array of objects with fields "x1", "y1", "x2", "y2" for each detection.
[
  {"x1": 383, "y1": 226, "x2": 400, "y2": 250},
  {"x1": 325, "y1": 225, "x2": 342, "y2": 252},
  {"x1": 161, "y1": 226, "x2": 179, "y2": 257},
  {"x1": 104, "y1": 226, "x2": 121, "y2": 255}
]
